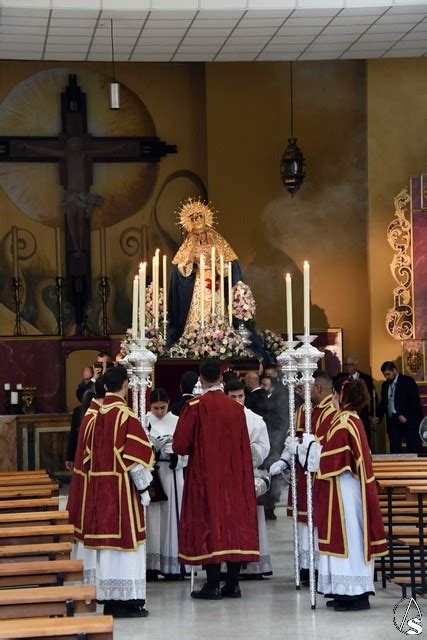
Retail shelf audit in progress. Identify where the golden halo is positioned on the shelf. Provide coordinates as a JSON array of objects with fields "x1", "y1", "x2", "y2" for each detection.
[{"x1": 176, "y1": 197, "x2": 216, "y2": 232}]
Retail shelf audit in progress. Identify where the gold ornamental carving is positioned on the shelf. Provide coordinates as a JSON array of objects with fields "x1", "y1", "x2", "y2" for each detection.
[{"x1": 386, "y1": 187, "x2": 414, "y2": 340}]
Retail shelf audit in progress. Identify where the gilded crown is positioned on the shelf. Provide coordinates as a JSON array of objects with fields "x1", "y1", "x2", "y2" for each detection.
[{"x1": 176, "y1": 197, "x2": 216, "y2": 232}]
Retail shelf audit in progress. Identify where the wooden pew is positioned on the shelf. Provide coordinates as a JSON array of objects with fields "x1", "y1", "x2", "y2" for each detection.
[
  {"x1": 0, "y1": 559, "x2": 83, "y2": 588},
  {"x1": 0, "y1": 477, "x2": 54, "y2": 487},
  {"x1": 0, "y1": 543, "x2": 72, "y2": 564},
  {"x1": 0, "y1": 512, "x2": 69, "y2": 529},
  {"x1": 0, "y1": 525, "x2": 74, "y2": 546},
  {"x1": 0, "y1": 615, "x2": 113, "y2": 639},
  {"x1": 0, "y1": 498, "x2": 59, "y2": 514},
  {"x1": 0, "y1": 585, "x2": 96, "y2": 619},
  {"x1": 0, "y1": 486, "x2": 59, "y2": 500}
]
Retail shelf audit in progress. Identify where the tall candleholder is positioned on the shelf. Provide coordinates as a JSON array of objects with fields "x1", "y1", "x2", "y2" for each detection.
[
  {"x1": 296, "y1": 333, "x2": 323, "y2": 610},
  {"x1": 277, "y1": 339, "x2": 301, "y2": 590},
  {"x1": 12, "y1": 277, "x2": 25, "y2": 337},
  {"x1": 97, "y1": 276, "x2": 111, "y2": 336},
  {"x1": 55, "y1": 276, "x2": 65, "y2": 336},
  {"x1": 163, "y1": 315, "x2": 168, "y2": 344}
]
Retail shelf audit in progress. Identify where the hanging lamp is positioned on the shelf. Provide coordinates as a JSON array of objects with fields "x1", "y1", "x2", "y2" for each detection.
[
  {"x1": 109, "y1": 19, "x2": 120, "y2": 109},
  {"x1": 280, "y1": 62, "x2": 305, "y2": 196}
]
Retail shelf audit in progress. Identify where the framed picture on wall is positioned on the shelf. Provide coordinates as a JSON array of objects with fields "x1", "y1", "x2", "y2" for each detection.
[{"x1": 402, "y1": 339, "x2": 425, "y2": 382}]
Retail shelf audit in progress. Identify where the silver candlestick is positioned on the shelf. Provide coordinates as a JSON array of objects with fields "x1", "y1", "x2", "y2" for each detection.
[
  {"x1": 277, "y1": 339, "x2": 301, "y2": 590},
  {"x1": 296, "y1": 333, "x2": 323, "y2": 610}
]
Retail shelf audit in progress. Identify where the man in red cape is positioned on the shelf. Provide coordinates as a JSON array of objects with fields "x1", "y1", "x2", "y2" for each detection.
[{"x1": 173, "y1": 359, "x2": 259, "y2": 600}]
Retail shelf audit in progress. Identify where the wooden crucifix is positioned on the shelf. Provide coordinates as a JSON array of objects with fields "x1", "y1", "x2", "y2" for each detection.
[{"x1": 0, "y1": 74, "x2": 177, "y2": 333}]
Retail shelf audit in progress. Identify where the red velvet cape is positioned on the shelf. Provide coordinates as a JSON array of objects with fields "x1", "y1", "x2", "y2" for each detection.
[
  {"x1": 82, "y1": 393, "x2": 154, "y2": 551},
  {"x1": 173, "y1": 390, "x2": 259, "y2": 565},
  {"x1": 314, "y1": 410, "x2": 388, "y2": 561},
  {"x1": 287, "y1": 396, "x2": 337, "y2": 524},
  {"x1": 67, "y1": 399, "x2": 101, "y2": 540}
]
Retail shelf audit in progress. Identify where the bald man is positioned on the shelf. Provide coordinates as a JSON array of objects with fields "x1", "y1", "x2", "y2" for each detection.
[{"x1": 244, "y1": 372, "x2": 267, "y2": 417}]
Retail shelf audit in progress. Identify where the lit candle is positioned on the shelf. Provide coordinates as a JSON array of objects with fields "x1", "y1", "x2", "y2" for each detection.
[
  {"x1": 220, "y1": 255, "x2": 225, "y2": 321},
  {"x1": 100, "y1": 227, "x2": 107, "y2": 277},
  {"x1": 11, "y1": 226, "x2": 19, "y2": 279},
  {"x1": 55, "y1": 227, "x2": 62, "y2": 278},
  {"x1": 3, "y1": 383, "x2": 10, "y2": 391},
  {"x1": 285, "y1": 273, "x2": 293, "y2": 342},
  {"x1": 154, "y1": 250, "x2": 160, "y2": 330},
  {"x1": 303, "y1": 260, "x2": 310, "y2": 336},
  {"x1": 228, "y1": 261, "x2": 233, "y2": 327},
  {"x1": 211, "y1": 246, "x2": 216, "y2": 318},
  {"x1": 16, "y1": 383, "x2": 23, "y2": 390},
  {"x1": 163, "y1": 254, "x2": 167, "y2": 322},
  {"x1": 11, "y1": 391, "x2": 19, "y2": 405},
  {"x1": 139, "y1": 262, "x2": 146, "y2": 338},
  {"x1": 132, "y1": 274, "x2": 139, "y2": 339},
  {"x1": 200, "y1": 254, "x2": 205, "y2": 328}
]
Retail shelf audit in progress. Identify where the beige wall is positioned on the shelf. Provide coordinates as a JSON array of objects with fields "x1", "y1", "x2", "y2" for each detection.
[
  {"x1": 205, "y1": 60, "x2": 370, "y2": 369},
  {"x1": 367, "y1": 57, "x2": 427, "y2": 380}
]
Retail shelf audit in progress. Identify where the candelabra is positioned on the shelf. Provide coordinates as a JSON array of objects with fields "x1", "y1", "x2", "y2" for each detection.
[
  {"x1": 55, "y1": 277, "x2": 65, "y2": 336},
  {"x1": 98, "y1": 276, "x2": 111, "y2": 336},
  {"x1": 120, "y1": 336, "x2": 157, "y2": 425},
  {"x1": 12, "y1": 277, "x2": 25, "y2": 337},
  {"x1": 277, "y1": 339, "x2": 301, "y2": 590},
  {"x1": 296, "y1": 334, "x2": 323, "y2": 610}
]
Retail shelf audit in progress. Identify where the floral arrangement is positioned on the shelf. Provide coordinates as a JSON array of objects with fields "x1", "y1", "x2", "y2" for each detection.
[
  {"x1": 232, "y1": 281, "x2": 256, "y2": 322},
  {"x1": 176, "y1": 322, "x2": 251, "y2": 360},
  {"x1": 145, "y1": 283, "x2": 165, "y2": 325},
  {"x1": 144, "y1": 323, "x2": 167, "y2": 356},
  {"x1": 260, "y1": 329, "x2": 286, "y2": 357}
]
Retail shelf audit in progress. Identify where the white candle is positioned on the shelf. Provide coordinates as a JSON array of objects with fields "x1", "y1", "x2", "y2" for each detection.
[
  {"x1": 285, "y1": 273, "x2": 293, "y2": 342},
  {"x1": 11, "y1": 226, "x2": 19, "y2": 279},
  {"x1": 220, "y1": 255, "x2": 225, "y2": 321},
  {"x1": 228, "y1": 261, "x2": 233, "y2": 327},
  {"x1": 55, "y1": 227, "x2": 62, "y2": 278},
  {"x1": 163, "y1": 254, "x2": 167, "y2": 322},
  {"x1": 303, "y1": 260, "x2": 310, "y2": 336},
  {"x1": 11, "y1": 391, "x2": 19, "y2": 405},
  {"x1": 139, "y1": 262, "x2": 146, "y2": 338},
  {"x1": 132, "y1": 275, "x2": 139, "y2": 339},
  {"x1": 211, "y1": 246, "x2": 216, "y2": 318},
  {"x1": 100, "y1": 227, "x2": 107, "y2": 277},
  {"x1": 16, "y1": 383, "x2": 23, "y2": 390},
  {"x1": 200, "y1": 254, "x2": 205, "y2": 329},
  {"x1": 3, "y1": 383, "x2": 10, "y2": 391},
  {"x1": 154, "y1": 250, "x2": 160, "y2": 330}
]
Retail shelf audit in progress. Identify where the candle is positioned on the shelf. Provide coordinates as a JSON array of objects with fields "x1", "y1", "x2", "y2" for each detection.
[
  {"x1": 220, "y1": 255, "x2": 225, "y2": 321},
  {"x1": 154, "y1": 250, "x2": 160, "y2": 330},
  {"x1": 228, "y1": 261, "x2": 233, "y2": 327},
  {"x1": 11, "y1": 391, "x2": 18, "y2": 405},
  {"x1": 11, "y1": 226, "x2": 19, "y2": 279},
  {"x1": 163, "y1": 254, "x2": 167, "y2": 322},
  {"x1": 100, "y1": 227, "x2": 107, "y2": 277},
  {"x1": 303, "y1": 260, "x2": 310, "y2": 336},
  {"x1": 200, "y1": 254, "x2": 205, "y2": 328},
  {"x1": 3, "y1": 383, "x2": 10, "y2": 391},
  {"x1": 211, "y1": 246, "x2": 216, "y2": 317},
  {"x1": 132, "y1": 275, "x2": 139, "y2": 339},
  {"x1": 139, "y1": 262, "x2": 146, "y2": 338},
  {"x1": 55, "y1": 227, "x2": 62, "y2": 278},
  {"x1": 16, "y1": 383, "x2": 23, "y2": 390},
  {"x1": 285, "y1": 273, "x2": 293, "y2": 342}
]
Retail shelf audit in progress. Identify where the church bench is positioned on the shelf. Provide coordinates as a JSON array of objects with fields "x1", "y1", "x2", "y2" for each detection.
[
  {"x1": 0, "y1": 543, "x2": 72, "y2": 564},
  {"x1": 0, "y1": 614, "x2": 113, "y2": 639},
  {"x1": 0, "y1": 585, "x2": 96, "y2": 620},
  {"x1": 0, "y1": 472, "x2": 49, "y2": 479},
  {"x1": 0, "y1": 486, "x2": 59, "y2": 500},
  {"x1": 0, "y1": 525, "x2": 74, "y2": 546},
  {"x1": 0, "y1": 559, "x2": 83, "y2": 588},
  {"x1": 0, "y1": 511, "x2": 69, "y2": 528},
  {"x1": 0, "y1": 477, "x2": 54, "y2": 487},
  {"x1": 0, "y1": 498, "x2": 59, "y2": 513}
]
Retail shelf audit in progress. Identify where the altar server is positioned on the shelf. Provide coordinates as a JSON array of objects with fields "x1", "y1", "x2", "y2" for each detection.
[
  {"x1": 145, "y1": 388, "x2": 188, "y2": 580},
  {"x1": 173, "y1": 359, "x2": 259, "y2": 600}
]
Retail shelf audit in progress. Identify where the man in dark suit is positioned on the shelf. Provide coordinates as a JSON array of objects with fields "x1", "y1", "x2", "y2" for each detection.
[
  {"x1": 170, "y1": 371, "x2": 198, "y2": 417},
  {"x1": 336, "y1": 355, "x2": 375, "y2": 445},
  {"x1": 244, "y1": 371, "x2": 267, "y2": 416},
  {"x1": 375, "y1": 361, "x2": 423, "y2": 454}
]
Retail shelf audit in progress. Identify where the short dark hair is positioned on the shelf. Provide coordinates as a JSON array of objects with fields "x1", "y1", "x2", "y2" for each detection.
[
  {"x1": 150, "y1": 388, "x2": 170, "y2": 404},
  {"x1": 261, "y1": 375, "x2": 274, "y2": 384},
  {"x1": 313, "y1": 369, "x2": 333, "y2": 388},
  {"x1": 98, "y1": 351, "x2": 112, "y2": 360},
  {"x1": 180, "y1": 371, "x2": 198, "y2": 395},
  {"x1": 95, "y1": 376, "x2": 107, "y2": 399},
  {"x1": 104, "y1": 366, "x2": 128, "y2": 392},
  {"x1": 200, "y1": 359, "x2": 221, "y2": 383},
  {"x1": 224, "y1": 380, "x2": 245, "y2": 395},
  {"x1": 381, "y1": 361, "x2": 397, "y2": 373}
]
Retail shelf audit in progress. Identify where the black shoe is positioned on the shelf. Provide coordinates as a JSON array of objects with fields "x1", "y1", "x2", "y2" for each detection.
[
  {"x1": 334, "y1": 598, "x2": 370, "y2": 612},
  {"x1": 146, "y1": 570, "x2": 159, "y2": 582},
  {"x1": 221, "y1": 583, "x2": 242, "y2": 598},
  {"x1": 326, "y1": 599, "x2": 337, "y2": 608},
  {"x1": 268, "y1": 511, "x2": 277, "y2": 521},
  {"x1": 240, "y1": 573, "x2": 264, "y2": 581},
  {"x1": 103, "y1": 603, "x2": 149, "y2": 618},
  {"x1": 191, "y1": 583, "x2": 222, "y2": 600}
]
